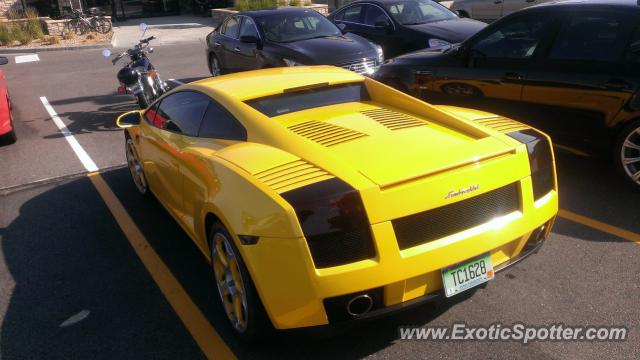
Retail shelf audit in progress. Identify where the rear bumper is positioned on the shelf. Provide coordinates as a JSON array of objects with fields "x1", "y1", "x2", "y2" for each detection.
[{"x1": 242, "y1": 179, "x2": 558, "y2": 330}]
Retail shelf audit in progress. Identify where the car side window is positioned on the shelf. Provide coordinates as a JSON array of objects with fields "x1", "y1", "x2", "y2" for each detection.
[
  {"x1": 364, "y1": 5, "x2": 388, "y2": 27},
  {"x1": 155, "y1": 91, "x2": 210, "y2": 136},
  {"x1": 333, "y1": 9, "x2": 344, "y2": 21},
  {"x1": 222, "y1": 16, "x2": 241, "y2": 39},
  {"x1": 343, "y1": 5, "x2": 364, "y2": 23},
  {"x1": 471, "y1": 13, "x2": 557, "y2": 59},
  {"x1": 239, "y1": 17, "x2": 259, "y2": 38},
  {"x1": 549, "y1": 12, "x2": 635, "y2": 62},
  {"x1": 198, "y1": 100, "x2": 247, "y2": 140}
]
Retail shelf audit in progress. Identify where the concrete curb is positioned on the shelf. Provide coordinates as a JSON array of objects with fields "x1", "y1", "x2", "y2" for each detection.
[{"x1": 0, "y1": 43, "x2": 112, "y2": 54}]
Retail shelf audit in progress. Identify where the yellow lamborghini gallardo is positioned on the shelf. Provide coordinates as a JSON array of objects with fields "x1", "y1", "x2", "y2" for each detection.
[{"x1": 116, "y1": 66, "x2": 558, "y2": 341}]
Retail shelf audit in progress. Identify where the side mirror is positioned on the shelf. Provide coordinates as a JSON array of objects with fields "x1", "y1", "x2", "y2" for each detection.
[
  {"x1": 455, "y1": 10, "x2": 467, "y2": 18},
  {"x1": 116, "y1": 111, "x2": 143, "y2": 128},
  {"x1": 240, "y1": 35, "x2": 259, "y2": 44},
  {"x1": 336, "y1": 23, "x2": 347, "y2": 33},
  {"x1": 0, "y1": 56, "x2": 7, "y2": 65}
]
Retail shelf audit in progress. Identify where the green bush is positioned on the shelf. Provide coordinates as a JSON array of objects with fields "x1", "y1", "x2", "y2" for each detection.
[
  {"x1": 0, "y1": 24, "x2": 11, "y2": 45},
  {"x1": 234, "y1": 0, "x2": 278, "y2": 11},
  {"x1": 12, "y1": 26, "x2": 32, "y2": 45}
]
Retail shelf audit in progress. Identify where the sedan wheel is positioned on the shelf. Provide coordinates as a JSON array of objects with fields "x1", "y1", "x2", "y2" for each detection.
[
  {"x1": 616, "y1": 121, "x2": 640, "y2": 189},
  {"x1": 125, "y1": 136, "x2": 148, "y2": 195},
  {"x1": 210, "y1": 55, "x2": 222, "y2": 77}
]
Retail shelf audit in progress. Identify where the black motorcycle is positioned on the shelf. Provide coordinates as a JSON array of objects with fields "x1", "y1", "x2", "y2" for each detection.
[{"x1": 103, "y1": 25, "x2": 168, "y2": 109}]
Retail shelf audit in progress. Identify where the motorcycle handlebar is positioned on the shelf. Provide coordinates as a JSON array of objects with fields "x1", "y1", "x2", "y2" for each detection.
[{"x1": 140, "y1": 36, "x2": 156, "y2": 44}]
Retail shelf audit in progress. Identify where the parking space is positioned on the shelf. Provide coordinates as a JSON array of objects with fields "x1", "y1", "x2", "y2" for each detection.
[{"x1": 0, "y1": 31, "x2": 639, "y2": 360}]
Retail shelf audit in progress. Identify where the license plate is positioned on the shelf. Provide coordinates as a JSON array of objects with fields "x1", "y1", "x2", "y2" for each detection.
[{"x1": 442, "y1": 253, "x2": 494, "y2": 298}]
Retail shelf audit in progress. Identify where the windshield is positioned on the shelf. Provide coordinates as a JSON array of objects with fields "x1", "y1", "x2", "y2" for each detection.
[
  {"x1": 257, "y1": 12, "x2": 342, "y2": 43},
  {"x1": 384, "y1": 0, "x2": 457, "y2": 26}
]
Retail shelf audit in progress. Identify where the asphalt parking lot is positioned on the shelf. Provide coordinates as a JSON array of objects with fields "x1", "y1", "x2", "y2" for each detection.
[{"x1": 0, "y1": 40, "x2": 639, "y2": 359}]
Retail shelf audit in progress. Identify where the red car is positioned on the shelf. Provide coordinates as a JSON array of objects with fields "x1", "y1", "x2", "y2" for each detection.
[{"x1": 0, "y1": 56, "x2": 15, "y2": 144}]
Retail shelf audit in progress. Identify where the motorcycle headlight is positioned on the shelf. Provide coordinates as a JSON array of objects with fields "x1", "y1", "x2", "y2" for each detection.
[
  {"x1": 280, "y1": 178, "x2": 376, "y2": 269},
  {"x1": 507, "y1": 129, "x2": 556, "y2": 201},
  {"x1": 428, "y1": 38, "x2": 451, "y2": 48},
  {"x1": 283, "y1": 58, "x2": 304, "y2": 67}
]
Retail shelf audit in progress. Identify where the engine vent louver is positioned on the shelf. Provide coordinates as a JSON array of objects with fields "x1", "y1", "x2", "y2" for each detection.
[
  {"x1": 288, "y1": 121, "x2": 367, "y2": 147},
  {"x1": 361, "y1": 108, "x2": 426, "y2": 130},
  {"x1": 473, "y1": 116, "x2": 529, "y2": 134},
  {"x1": 253, "y1": 159, "x2": 334, "y2": 193}
]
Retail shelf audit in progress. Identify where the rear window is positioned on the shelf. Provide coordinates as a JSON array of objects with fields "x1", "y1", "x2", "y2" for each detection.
[{"x1": 245, "y1": 83, "x2": 370, "y2": 117}]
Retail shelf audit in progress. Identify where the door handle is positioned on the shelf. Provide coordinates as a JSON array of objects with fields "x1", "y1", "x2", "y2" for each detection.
[
  {"x1": 234, "y1": 47, "x2": 241, "y2": 52},
  {"x1": 503, "y1": 72, "x2": 523, "y2": 81},
  {"x1": 214, "y1": 41, "x2": 221, "y2": 47},
  {"x1": 525, "y1": 0, "x2": 535, "y2": 2},
  {"x1": 604, "y1": 79, "x2": 632, "y2": 90}
]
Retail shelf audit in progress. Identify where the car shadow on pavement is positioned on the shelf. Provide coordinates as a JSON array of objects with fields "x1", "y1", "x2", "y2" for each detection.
[
  {"x1": 43, "y1": 94, "x2": 138, "y2": 138},
  {"x1": 0, "y1": 174, "x2": 207, "y2": 359},
  {"x1": 552, "y1": 150, "x2": 640, "y2": 241}
]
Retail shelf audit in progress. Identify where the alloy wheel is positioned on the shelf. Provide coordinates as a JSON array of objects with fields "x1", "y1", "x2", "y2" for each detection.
[
  {"x1": 621, "y1": 125, "x2": 640, "y2": 185},
  {"x1": 212, "y1": 232, "x2": 248, "y2": 333},
  {"x1": 125, "y1": 138, "x2": 148, "y2": 194}
]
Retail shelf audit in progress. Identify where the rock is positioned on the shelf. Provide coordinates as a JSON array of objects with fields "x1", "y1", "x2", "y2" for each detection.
[{"x1": 11, "y1": 40, "x2": 21, "y2": 46}]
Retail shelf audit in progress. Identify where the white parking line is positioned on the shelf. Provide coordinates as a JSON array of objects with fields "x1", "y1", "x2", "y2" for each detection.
[
  {"x1": 40, "y1": 96, "x2": 99, "y2": 172},
  {"x1": 15, "y1": 54, "x2": 40, "y2": 64}
]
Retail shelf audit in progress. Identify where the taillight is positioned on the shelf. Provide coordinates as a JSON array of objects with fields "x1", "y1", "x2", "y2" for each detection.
[
  {"x1": 280, "y1": 178, "x2": 375, "y2": 268},
  {"x1": 507, "y1": 129, "x2": 556, "y2": 200}
]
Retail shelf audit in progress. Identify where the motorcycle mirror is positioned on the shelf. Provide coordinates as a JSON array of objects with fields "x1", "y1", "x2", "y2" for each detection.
[
  {"x1": 148, "y1": 47, "x2": 154, "y2": 53},
  {"x1": 139, "y1": 23, "x2": 147, "y2": 31},
  {"x1": 102, "y1": 48, "x2": 112, "y2": 57}
]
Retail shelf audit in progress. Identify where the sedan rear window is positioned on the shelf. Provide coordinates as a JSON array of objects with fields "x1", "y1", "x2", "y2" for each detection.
[{"x1": 246, "y1": 83, "x2": 370, "y2": 117}]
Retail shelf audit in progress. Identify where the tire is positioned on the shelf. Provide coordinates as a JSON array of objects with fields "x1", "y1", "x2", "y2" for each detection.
[
  {"x1": 0, "y1": 129, "x2": 16, "y2": 145},
  {"x1": 124, "y1": 133, "x2": 150, "y2": 196},
  {"x1": 614, "y1": 120, "x2": 640, "y2": 190},
  {"x1": 209, "y1": 54, "x2": 222, "y2": 77},
  {"x1": 209, "y1": 222, "x2": 269, "y2": 343}
]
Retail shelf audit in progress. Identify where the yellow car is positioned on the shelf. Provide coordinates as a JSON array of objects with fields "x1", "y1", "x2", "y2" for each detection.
[{"x1": 116, "y1": 66, "x2": 558, "y2": 341}]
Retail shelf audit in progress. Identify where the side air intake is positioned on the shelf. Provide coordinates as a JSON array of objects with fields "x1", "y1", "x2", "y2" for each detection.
[
  {"x1": 254, "y1": 159, "x2": 334, "y2": 193},
  {"x1": 472, "y1": 116, "x2": 529, "y2": 133}
]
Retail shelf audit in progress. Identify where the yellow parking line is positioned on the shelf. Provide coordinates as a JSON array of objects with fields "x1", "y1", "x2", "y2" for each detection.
[
  {"x1": 558, "y1": 209, "x2": 640, "y2": 245},
  {"x1": 88, "y1": 172, "x2": 236, "y2": 360}
]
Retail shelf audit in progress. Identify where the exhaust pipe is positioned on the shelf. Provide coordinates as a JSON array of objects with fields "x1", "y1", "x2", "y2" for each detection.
[{"x1": 346, "y1": 294, "x2": 373, "y2": 317}]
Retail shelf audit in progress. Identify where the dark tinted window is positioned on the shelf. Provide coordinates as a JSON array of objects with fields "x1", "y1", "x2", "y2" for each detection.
[
  {"x1": 258, "y1": 12, "x2": 340, "y2": 43},
  {"x1": 222, "y1": 16, "x2": 240, "y2": 38},
  {"x1": 549, "y1": 12, "x2": 635, "y2": 62},
  {"x1": 240, "y1": 17, "x2": 259, "y2": 38},
  {"x1": 343, "y1": 5, "x2": 363, "y2": 23},
  {"x1": 364, "y1": 5, "x2": 388, "y2": 26},
  {"x1": 155, "y1": 91, "x2": 210, "y2": 136},
  {"x1": 198, "y1": 101, "x2": 247, "y2": 140},
  {"x1": 246, "y1": 83, "x2": 370, "y2": 117},
  {"x1": 472, "y1": 14, "x2": 556, "y2": 59}
]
